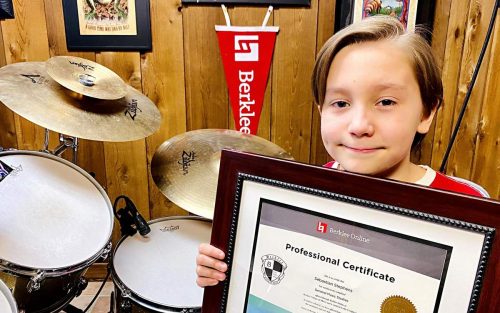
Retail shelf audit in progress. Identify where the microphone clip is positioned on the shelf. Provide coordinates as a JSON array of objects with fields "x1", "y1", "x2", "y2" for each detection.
[{"x1": 113, "y1": 195, "x2": 151, "y2": 237}]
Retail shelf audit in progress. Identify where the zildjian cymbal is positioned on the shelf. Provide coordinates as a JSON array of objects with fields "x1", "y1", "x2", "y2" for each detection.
[
  {"x1": 46, "y1": 56, "x2": 127, "y2": 100},
  {"x1": 151, "y1": 129, "x2": 294, "y2": 219},
  {"x1": 0, "y1": 62, "x2": 161, "y2": 142}
]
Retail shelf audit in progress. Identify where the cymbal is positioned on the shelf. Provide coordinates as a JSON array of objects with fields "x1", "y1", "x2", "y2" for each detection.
[
  {"x1": 151, "y1": 129, "x2": 293, "y2": 219},
  {"x1": 46, "y1": 56, "x2": 127, "y2": 100},
  {"x1": 0, "y1": 62, "x2": 161, "y2": 142}
]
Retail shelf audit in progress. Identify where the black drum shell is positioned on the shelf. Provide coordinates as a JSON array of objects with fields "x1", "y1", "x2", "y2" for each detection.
[{"x1": 0, "y1": 269, "x2": 86, "y2": 313}]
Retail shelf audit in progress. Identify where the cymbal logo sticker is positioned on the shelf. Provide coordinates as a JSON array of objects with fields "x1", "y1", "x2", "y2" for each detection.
[
  {"x1": 20, "y1": 74, "x2": 45, "y2": 84},
  {"x1": 178, "y1": 151, "x2": 196, "y2": 175},
  {"x1": 68, "y1": 60, "x2": 95, "y2": 72},
  {"x1": 125, "y1": 99, "x2": 141, "y2": 120}
]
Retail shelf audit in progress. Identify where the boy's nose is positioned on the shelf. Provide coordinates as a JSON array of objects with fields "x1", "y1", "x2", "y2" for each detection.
[{"x1": 347, "y1": 107, "x2": 374, "y2": 137}]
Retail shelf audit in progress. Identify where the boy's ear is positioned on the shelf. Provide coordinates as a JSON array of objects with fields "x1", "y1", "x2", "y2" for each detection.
[{"x1": 417, "y1": 106, "x2": 437, "y2": 134}]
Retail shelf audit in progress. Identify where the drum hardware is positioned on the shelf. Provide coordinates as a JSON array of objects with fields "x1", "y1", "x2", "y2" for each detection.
[
  {"x1": 100, "y1": 242, "x2": 114, "y2": 261},
  {"x1": 67, "y1": 265, "x2": 111, "y2": 313},
  {"x1": 42, "y1": 129, "x2": 79, "y2": 164},
  {"x1": 118, "y1": 289, "x2": 132, "y2": 313},
  {"x1": 151, "y1": 129, "x2": 293, "y2": 219},
  {"x1": 114, "y1": 195, "x2": 151, "y2": 237},
  {"x1": 26, "y1": 271, "x2": 45, "y2": 293}
]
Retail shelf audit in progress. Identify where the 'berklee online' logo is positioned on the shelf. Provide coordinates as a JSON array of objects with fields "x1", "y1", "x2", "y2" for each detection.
[
  {"x1": 234, "y1": 35, "x2": 259, "y2": 62},
  {"x1": 317, "y1": 221, "x2": 328, "y2": 233},
  {"x1": 316, "y1": 221, "x2": 371, "y2": 243}
]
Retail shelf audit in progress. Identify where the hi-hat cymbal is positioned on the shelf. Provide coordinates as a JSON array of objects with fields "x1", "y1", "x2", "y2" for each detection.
[
  {"x1": 46, "y1": 56, "x2": 127, "y2": 100},
  {"x1": 0, "y1": 62, "x2": 161, "y2": 142},
  {"x1": 151, "y1": 129, "x2": 293, "y2": 219}
]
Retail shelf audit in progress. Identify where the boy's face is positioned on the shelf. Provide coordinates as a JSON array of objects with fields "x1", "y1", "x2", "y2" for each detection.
[{"x1": 319, "y1": 40, "x2": 435, "y2": 180}]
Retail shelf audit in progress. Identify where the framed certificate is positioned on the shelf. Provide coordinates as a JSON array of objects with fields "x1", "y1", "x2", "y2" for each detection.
[{"x1": 202, "y1": 150, "x2": 500, "y2": 313}]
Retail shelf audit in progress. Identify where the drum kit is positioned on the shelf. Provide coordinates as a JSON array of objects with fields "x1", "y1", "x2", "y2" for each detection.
[{"x1": 0, "y1": 56, "x2": 293, "y2": 312}]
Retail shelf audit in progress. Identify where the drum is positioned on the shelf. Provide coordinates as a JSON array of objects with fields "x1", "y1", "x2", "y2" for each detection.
[
  {"x1": 111, "y1": 216, "x2": 211, "y2": 312},
  {"x1": 0, "y1": 150, "x2": 113, "y2": 313},
  {"x1": 0, "y1": 279, "x2": 17, "y2": 313}
]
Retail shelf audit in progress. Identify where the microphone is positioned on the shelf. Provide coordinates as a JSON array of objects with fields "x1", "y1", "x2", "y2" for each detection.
[
  {"x1": 113, "y1": 195, "x2": 151, "y2": 237},
  {"x1": 132, "y1": 209, "x2": 150, "y2": 236}
]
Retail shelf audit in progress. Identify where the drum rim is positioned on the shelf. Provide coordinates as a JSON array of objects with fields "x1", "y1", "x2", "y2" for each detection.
[
  {"x1": 0, "y1": 278, "x2": 17, "y2": 313},
  {"x1": 111, "y1": 216, "x2": 210, "y2": 311},
  {"x1": 0, "y1": 150, "x2": 114, "y2": 276}
]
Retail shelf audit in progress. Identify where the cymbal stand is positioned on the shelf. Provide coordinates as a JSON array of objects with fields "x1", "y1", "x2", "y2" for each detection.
[{"x1": 42, "y1": 128, "x2": 79, "y2": 164}]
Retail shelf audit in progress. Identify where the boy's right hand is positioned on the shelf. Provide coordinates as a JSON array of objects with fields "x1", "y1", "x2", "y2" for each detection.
[{"x1": 196, "y1": 243, "x2": 228, "y2": 287}]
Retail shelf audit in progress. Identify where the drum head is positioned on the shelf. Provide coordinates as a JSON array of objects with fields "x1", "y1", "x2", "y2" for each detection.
[
  {"x1": 0, "y1": 279, "x2": 17, "y2": 313},
  {"x1": 113, "y1": 217, "x2": 211, "y2": 309},
  {"x1": 0, "y1": 151, "x2": 113, "y2": 269}
]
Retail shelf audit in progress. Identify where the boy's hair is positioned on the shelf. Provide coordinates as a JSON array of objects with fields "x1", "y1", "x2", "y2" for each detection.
[{"x1": 311, "y1": 16, "x2": 443, "y2": 148}]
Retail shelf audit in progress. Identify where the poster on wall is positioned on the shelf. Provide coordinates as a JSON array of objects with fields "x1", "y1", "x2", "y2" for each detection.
[
  {"x1": 77, "y1": 0, "x2": 138, "y2": 36},
  {"x1": 335, "y1": 0, "x2": 435, "y2": 35},
  {"x1": 62, "y1": 0, "x2": 151, "y2": 51}
]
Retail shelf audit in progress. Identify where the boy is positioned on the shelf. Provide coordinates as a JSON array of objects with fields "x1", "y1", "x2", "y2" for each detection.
[{"x1": 196, "y1": 15, "x2": 488, "y2": 287}]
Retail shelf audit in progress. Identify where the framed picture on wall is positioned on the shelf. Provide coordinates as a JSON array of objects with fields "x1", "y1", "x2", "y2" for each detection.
[
  {"x1": 0, "y1": 0, "x2": 14, "y2": 19},
  {"x1": 182, "y1": 0, "x2": 310, "y2": 5},
  {"x1": 62, "y1": 0, "x2": 151, "y2": 51},
  {"x1": 202, "y1": 150, "x2": 500, "y2": 313},
  {"x1": 335, "y1": 0, "x2": 435, "y2": 36}
]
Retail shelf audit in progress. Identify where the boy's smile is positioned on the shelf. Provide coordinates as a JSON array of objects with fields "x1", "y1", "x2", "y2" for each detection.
[{"x1": 320, "y1": 40, "x2": 435, "y2": 183}]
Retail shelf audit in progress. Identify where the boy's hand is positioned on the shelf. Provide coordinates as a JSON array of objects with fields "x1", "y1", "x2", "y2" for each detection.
[{"x1": 196, "y1": 243, "x2": 228, "y2": 287}]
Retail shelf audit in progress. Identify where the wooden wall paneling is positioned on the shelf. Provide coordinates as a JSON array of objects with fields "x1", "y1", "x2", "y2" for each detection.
[
  {"x1": 0, "y1": 0, "x2": 59, "y2": 152},
  {"x1": 310, "y1": 0, "x2": 335, "y2": 166},
  {"x1": 98, "y1": 52, "x2": 150, "y2": 244},
  {"x1": 271, "y1": 3, "x2": 318, "y2": 163},
  {"x1": 183, "y1": 6, "x2": 229, "y2": 130},
  {"x1": 144, "y1": 0, "x2": 189, "y2": 219},
  {"x1": 0, "y1": 23, "x2": 17, "y2": 149},
  {"x1": 229, "y1": 6, "x2": 273, "y2": 140},
  {"x1": 471, "y1": 21, "x2": 500, "y2": 199},
  {"x1": 413, "y1": 0, "x2": 453, "y2": 166},
  {"x1": 445, "y1": 1, "x2": 495, "y2": 180},
  {"x1": 430, "y1": 0, "x2": 470, "y2": 170},
  {"x1": 42, "y1": 0, "x2": 107, "y2": 188}
]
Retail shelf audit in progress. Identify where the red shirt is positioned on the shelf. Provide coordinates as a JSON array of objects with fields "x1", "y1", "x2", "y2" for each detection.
[{"x1": 324, "y1": 161, "x2": 488, "y2": 198}]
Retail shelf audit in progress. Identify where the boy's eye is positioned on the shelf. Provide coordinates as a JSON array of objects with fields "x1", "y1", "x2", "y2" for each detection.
[
  {"x1": 332, "y1": 101, "x2": 350, "y2": 108},
  {"x1": 379, "y1": 99, "x2": 396, "y2": 106}
]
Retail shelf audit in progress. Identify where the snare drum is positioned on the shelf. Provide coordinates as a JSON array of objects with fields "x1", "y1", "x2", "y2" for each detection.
[
  {"x1": 0, "y1": 279, "x2": 17, "y2": 313},
  {"x1": 111, "y1": 216, "x2": 211, "y2": 312},
  {"x1": 0, "y1": 150, "x2": 113, "y2": 313}
]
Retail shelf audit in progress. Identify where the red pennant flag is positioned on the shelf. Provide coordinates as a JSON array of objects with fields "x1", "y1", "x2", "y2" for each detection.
[{"x1": 216, "y1": 26, "x2": 279, "y2": 135}]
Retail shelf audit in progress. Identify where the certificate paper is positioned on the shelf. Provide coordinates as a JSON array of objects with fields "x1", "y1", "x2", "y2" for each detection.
[
  {"x1": 244, "y1": 200, "x2": 450, "y2": 313},
  {"x1": 224, "y1": 179, "x2": 487, "y2": 313}
]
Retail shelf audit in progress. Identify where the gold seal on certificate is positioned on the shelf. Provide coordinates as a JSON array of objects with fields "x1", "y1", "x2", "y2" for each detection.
[{"x1": 381, "y1": 295, "x2": 417, "y2": 313}]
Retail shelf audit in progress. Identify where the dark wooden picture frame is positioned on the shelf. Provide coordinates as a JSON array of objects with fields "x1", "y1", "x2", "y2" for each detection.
[
  {"x1": 182, "y1": 0, "x2": 310, "y2": 6},
  {"x1": 0, "y1": 0, "x2": 14, "y2": 19},
  {"x1": 62, "y1": 0, "x2": 151, "y2": 51},
  {"x1": 335, "y1": 0, "x2": 435, "y2": 37},
  {"x1": 203, "y1": 150, "x2": 499, "y2": 313}
]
